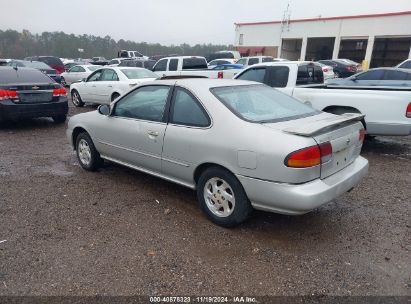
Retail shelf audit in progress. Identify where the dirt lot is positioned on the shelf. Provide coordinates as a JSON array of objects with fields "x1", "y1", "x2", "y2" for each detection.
[{"x1": 0, "y1": 103, "x2": 410, "y2": 297}]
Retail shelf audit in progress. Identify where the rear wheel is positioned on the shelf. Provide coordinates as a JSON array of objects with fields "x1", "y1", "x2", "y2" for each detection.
[
  {"x1": 71, "y1": 90, "x2": 85, "y2": 107},
  {"x1": 197, "y1": 167, "x2": 253, "y2": 227},
  {"x1": 52, "y1": 115, "x2": 66, "y2": 124},
  {"x1": 75, "y1": 132, "x2": 102, "y2": 171}
]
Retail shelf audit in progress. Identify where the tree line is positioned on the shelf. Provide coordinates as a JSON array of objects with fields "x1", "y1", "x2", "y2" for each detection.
[{"x1": 0, "y1": 29, "x2": 234, "y2": 59}]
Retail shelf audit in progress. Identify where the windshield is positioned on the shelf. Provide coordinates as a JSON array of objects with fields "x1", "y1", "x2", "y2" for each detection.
[
  {"x1": 211, "y1": 85, "x2": 318, "y2": 123},
  {"x1": 120, "y1": 68, "x2": 158, "y2": 79}
]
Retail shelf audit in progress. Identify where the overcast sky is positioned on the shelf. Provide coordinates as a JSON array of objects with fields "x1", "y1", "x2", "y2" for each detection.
[{"x1": 1, "y1": 0, "x2": 410, "y2": 45}]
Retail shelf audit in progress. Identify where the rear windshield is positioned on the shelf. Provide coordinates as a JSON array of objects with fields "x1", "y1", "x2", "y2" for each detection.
[
  {"x1": 38, "y1": 57, "x2": 63, "y2": 66},
  {"x1": 182, "y1": 58, "x2": 208, "y2": 70},
  {"x1": 0, "y1": 68, "x2": 53, "y2": 84},
  {"x1": 211, "y1": 85, "x2": 317, "y2": 123},
  {"x1": 120, "y1": 69, "x2": 158, "y2": 79},
  {"x1": 262, "y1": 57, "x2": 274, "y2": 62}
]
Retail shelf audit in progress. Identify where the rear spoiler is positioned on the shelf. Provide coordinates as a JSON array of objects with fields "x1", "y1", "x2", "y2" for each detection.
[{"x1": 283, "y1": 113, "x2": 365, "y2": 136}]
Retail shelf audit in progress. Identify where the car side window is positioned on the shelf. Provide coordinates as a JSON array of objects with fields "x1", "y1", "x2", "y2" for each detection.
[
  {"x1": 101, "y1": 69, "x2": 118, "y2": 81},
  {"x1": 87, "y1": 70, "x2": 103, "y2": 82},
  {"x1": 297, "y1": 65, "x2": 323, "y2": 85},
  {"x1": 113, "y1": 85, "x2": 170, "y2": 122},
  {"x1": 69, "y1": 66, "x2": 79, "y2": 72},
  {"x1": 77, "y1": 67, "x2": 86, "y2": 72},
  {"x1": 266, "y1": 66, "x2": 290, "y2": 88},
  {"x1": 248, "y1": 58, "x2": 259, "y2": 66},
  {"x1": 236, "y1": 58, "x2": 247, "y2": 65},
  {"x1": 169, "y1": 59, "x2": 178, "y2": 71},
  {"x1": 153, "y1": 59, "x2": 167, "y2": 72},
  {"x1": 356, "y1": 70, "x2": 385, "y2": 80},
  {"x1": 170, "y1": 88, "x2": 210, "y2": 127},
  {"x1": 236, "y1": 68, "x2": 266, "y2": 83},
  {"x1": 382, "y1": 70, "x2": 408, "y2": 81}
]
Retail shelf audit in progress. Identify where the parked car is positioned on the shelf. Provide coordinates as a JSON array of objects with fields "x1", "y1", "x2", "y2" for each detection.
[
  {"x1": 107, "y1": 58, "x2": 133, "y2": 67},
  {"x1": 326, "y1": 68, "x2": 411, "y2": 87},
  {"x1": 7, "y1": 60, "x2": 61, "y2": 83},
  {"x1": 317, "y1": 62, "x2": 335, "y2": 80},
  {"x1": 64, "y1": 61, "x2": 88, "y2": 71},
  {"x1": 396, "y1": 59, "x2": 411, "y2": 69},
  {"x1": 205, "y1": 51, "x2": 239, "y2": 62},
  {"x1": 118, "y1": 59, "x2": 157, "y2": 70},
  {"x1": 338, "y1": 58, "x2": 363, "y2": 72},
  {"x1": 235, "y1": 56, "x2": 275, "y2": 67},
  {"x1": 69, "y1": 67, "x2": 158, "y2": 107},
  {"x1": 318, "y1": 59, "x2": 357, "y2": 78},
  {"x1": 91, "y1": 57, "x2": 109, "y2": 66},
  {"x1": 117, "y1": 50, "x2": 148, "y2": 60},
  {"x1": 24, "y1": 56, "x2": 65, "y2": 74},
  {"x1": 152, "y1": 56, "x2": 229, "y2": 78},
  {"x1": 208, "y1": 59, "x2": 237, "y2": 69},
  {"x1": 67, "y1": 79, "x2": 368, "y2": 227},
  {"x1": 60, "y1": 65, "x2": 101, "y2": 86},
  {"x1": 0, "y1": 67, "x2": 68, "y2": 122},
  {"x1": 234, "y1": 61, "x2": 411, "y2": 136},
  {"x1": 210, "y1": 64, "x2": 244, "y2": 78}
]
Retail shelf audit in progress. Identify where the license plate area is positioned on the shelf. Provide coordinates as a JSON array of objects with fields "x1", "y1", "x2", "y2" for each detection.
[{"x1": 19, "y1": 92, "x2": 53, "y2": 103}]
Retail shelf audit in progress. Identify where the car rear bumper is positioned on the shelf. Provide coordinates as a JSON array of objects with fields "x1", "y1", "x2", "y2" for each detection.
[
  {"x1": 237, "y1": 156, "x2": 369, "y2": 215},
  {"x1": 0, "y1": 99, "x2": 68, "y2": 120},
  {"x1": 366, "y1": 122, "x2": 411, "y2": 136}
]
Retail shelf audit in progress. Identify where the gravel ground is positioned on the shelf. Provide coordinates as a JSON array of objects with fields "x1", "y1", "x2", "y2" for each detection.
[{"x1": 0, "y1": 102, "x2": 410, "y2": 297}]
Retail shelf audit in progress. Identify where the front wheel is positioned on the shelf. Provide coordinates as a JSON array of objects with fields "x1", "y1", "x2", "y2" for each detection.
[
  {"x1": 197, "y1": 167, "x2": 253, "y2": 227},
  {"x1": 75, "y1": 132, "x2": 103, "y2": 171}
]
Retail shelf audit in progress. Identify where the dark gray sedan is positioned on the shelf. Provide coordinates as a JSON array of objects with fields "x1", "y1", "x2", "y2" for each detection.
[{"x1": 326, "y1": 68, "x2": 411, "y2": 88}]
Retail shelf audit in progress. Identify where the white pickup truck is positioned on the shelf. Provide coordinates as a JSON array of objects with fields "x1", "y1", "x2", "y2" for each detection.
[
  {"x1": 234, "y1": 61, "x2": 411, "y2": 136},
  {"x1": 152, "y1": 56, "x2": 230, "y2": 79}
]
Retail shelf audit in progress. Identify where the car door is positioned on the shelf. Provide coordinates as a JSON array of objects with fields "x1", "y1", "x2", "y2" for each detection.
[
  {"x1": 78, "y1": 69, "x2": 103, "y2": 102},
  {"x1": 93, "y1": 85, "x2": 172, "y2": 173},
  {"x1": 91, "y1": 68, "x2": 119, "y2": 104},
  {"x1": 162, "y1": 87, "x2": 212, "y2": 185}
]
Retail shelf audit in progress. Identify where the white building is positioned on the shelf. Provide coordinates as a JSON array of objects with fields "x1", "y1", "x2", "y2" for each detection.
[{"x1": 234, "y1": 11, "x2": 411, "y2": 68}]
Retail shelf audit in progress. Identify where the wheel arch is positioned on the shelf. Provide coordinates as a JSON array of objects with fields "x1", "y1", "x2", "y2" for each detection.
[
  {"x1": 71, "y1": 127, "x2": 88, "y2": 150},
  {"x1": 193, "y1": 162, "x2": 237, "y2": 187}
]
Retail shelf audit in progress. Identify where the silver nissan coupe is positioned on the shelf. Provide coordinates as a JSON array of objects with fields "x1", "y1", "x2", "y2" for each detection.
[{"x1": 67, "y1": 79, "x2": 369, "y2": 227}]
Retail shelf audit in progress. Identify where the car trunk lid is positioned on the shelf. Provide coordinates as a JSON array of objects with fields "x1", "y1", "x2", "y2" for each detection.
[{"x1": 264, "y1": 112, "x2": 364, "y2": 179}]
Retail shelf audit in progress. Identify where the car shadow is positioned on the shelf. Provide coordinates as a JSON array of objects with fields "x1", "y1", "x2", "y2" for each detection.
[
  {"x1": 0, "y1": 117, "x2": 60, "y2": 130},
  {"x1": 361, "y1": 136, "x2": 411, "y2": 158}
]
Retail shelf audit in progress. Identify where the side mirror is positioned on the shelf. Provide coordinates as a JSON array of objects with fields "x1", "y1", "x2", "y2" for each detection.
[{"x1": 98, "y1": 104, "x2": 110, "y2": 116}]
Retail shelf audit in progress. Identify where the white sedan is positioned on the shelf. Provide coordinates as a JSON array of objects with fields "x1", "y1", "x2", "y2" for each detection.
[
  {"x1": 61, "y1": 65, "x2": 101, "y2": 86},
  {"x1": 69, "y1": 67, "x2": 159, "y2": 107}
]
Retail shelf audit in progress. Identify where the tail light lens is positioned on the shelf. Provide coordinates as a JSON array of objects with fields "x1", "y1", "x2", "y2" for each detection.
[
  {"x1": 286, "y1": 142, "x2": 333, "y2": 168},
  {"x1": 217, "y1": 71, "x2": 224, "y2": 79},
  {"x1": 406, "y1": 102, "x2": 411, "y2": 118},
  {"x1": 322, "y1": 67, "x2": 328, "y2": 72},
  {"x1": 53, "y1": 87, "x2": 67, "y2": 97},
  {"x1": 345, "y1": 66, "x2": 353, "y2": 71},
  {"x1": 0, "y1": 89, "x2": 18, "y2": 101},
  {"x1": 359, "y1": 128, "x2": 366, "y2": 143}
]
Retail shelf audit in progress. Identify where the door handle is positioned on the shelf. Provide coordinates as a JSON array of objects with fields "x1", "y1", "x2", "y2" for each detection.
[
  {"x1": 148, "y1": 130, "x2": 159, "y2": 137},
  {"x1": 107, "y1": 85, "x2": 113, "y2": 87}
]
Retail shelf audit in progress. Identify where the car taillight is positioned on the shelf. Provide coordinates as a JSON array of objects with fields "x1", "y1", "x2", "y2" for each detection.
[
  {"x1": 285, "y1": 142, "x2": 332, "y2": 168},
  {"x1": 53, "y1": 87, "x2": 67, "y2": 97},
  {"x1": 345, "y1": 66, "x2": 354, "y2": 71},
  {"x1": 217, "y1": 71, "x2": 224, "y2": 79},
  {"x1": 359, "y1": 128, "x2": 366, "y2": 143},
  {"x1": 0, "y1": 89, "x2": 18, "y2": 101},
  {"x1": 322, "y1": 67, "x2": 328, "y2": 72},
  {"x1": 406, "y1": 102, "x2": 411, "y2": 118}
]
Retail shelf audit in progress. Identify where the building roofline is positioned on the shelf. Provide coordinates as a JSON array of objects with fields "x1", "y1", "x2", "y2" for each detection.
[{"x1": 235, "y1": 11, "x2": 411, "y2": 26}]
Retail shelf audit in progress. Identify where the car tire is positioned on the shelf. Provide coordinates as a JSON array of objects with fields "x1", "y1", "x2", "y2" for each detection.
[
  {"x1": 75, "y1": 132, "x2": 103, "y2": 171},
  {"x1": 197, "y1": 166, "x2": 253, "y2": 227},
  {"x1": 71, "y1": 90, "x2": 85, "y2": 107},
  {"x1": 111, "y1": 93, "x2": 120, "y2": 102},
  {"x1": 61, "y1": 77, "x2": 67, "y2": 87},
  {"x1": 52, "y1": 115, "x2": 67, "y2": 124}
]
